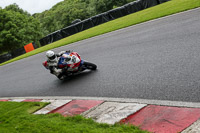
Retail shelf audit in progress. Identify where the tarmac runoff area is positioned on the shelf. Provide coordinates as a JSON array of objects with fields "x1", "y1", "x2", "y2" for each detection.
[{"x1": 0, "y1": 96, "x2": 200, "y2": 133}]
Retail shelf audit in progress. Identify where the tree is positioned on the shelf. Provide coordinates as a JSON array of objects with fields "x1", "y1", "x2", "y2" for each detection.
[
  {"x1": 0, "y1": 4, "x2": 42, "y2": 53},
  {"x1": 34, "y1": 0, "x2": 91, "y2": 35},
  {"x1": 89, "y1": 0, "x2": 136, "y2": 14},
  {"x1": 33, "y1": 0, "x2": 136, "y2": 37},
  {"x1": 5, "y1": 3, "x2": 30, "y2": 16}
]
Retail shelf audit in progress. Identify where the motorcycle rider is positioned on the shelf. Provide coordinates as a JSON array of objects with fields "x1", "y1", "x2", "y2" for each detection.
[{"x1": 45, "y1": 50, "x2": 71, "y2": 79}]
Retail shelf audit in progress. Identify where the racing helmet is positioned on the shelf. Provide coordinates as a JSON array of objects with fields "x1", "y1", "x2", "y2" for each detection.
[{"x1": 46, "y1": 50, "x2": 56, "y2": 61}]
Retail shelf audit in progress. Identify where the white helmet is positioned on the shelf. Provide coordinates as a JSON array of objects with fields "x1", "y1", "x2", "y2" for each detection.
[{"x1": 46, "y1": 50, "x2": 56, "y2": 61}]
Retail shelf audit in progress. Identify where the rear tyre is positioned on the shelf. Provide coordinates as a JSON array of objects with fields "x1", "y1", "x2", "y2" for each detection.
[{"x1": 83, "y1": 62, "x2": 97, "y2": 70}]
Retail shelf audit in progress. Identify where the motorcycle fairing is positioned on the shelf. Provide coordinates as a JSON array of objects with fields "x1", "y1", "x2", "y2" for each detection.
[{"x1": 58, "y1": 52, "x2": 82, "y2": 71}]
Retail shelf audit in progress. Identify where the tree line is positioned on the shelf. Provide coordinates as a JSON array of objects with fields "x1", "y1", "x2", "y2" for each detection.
[{"x1": 0, "y1": 0, "x2": 135, "y2": 54}]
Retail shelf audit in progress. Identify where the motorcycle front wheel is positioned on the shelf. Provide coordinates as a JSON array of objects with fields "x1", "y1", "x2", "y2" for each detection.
[{"x1": 83, "y1": 61, "x2": 97, "y2": 70}]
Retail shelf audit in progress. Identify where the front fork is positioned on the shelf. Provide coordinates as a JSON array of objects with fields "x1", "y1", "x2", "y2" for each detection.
[{"x1": 79, "y1": 60, "x2": 86, "y2": 71}]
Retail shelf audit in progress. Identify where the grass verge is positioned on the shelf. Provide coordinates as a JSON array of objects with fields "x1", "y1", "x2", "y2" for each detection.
[
  {"x1": 0, "y1": 102, "x2": 148, "y2": 133},
  {"x1": 0, "y1": 0, "x2": 200, "y2": 66}
]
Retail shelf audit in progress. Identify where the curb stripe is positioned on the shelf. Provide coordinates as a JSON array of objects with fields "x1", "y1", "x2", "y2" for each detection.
[
  {"x1": 181, "y1": 119, "x2": 200, "y2": 133},
  {"x1": 121, "y1": 105, "x2": 200, "y2": 133},
  {"x1": 83, "y1": 102, "x2": 147, "y2": 124},
  {"x1": 49, "y1": 100, "x2": 104, "y2": 116},
  {"x1": 0, "y1": 99, "x2": 10, "y2": 101},
  {"x1": 34, "y1": 100, "x2": 71, "y2": 114},
  {"x1": 23, "y1": 99, "x2": 42, "y2": 102},
  {"x1": 11, "y1": 99, "x2": 26, "y2": 102}
]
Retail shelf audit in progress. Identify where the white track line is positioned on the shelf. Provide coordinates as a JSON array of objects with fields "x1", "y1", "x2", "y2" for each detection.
[{"x1": 1, "y1": 96, "x2": 200, "y2": 108}]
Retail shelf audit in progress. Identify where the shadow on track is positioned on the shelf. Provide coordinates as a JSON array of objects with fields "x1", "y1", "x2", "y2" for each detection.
[{"x1": 54, "y1": 70, "x2": 98, "y2": 87}]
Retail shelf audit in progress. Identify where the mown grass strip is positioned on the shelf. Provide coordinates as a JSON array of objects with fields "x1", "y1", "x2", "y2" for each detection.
[
  {"x1": 1, "y1": 0, "x2": 199, "y2": 66},
  {"x1": 0, "y1": 102, "x2": 148, "y2": 133}
]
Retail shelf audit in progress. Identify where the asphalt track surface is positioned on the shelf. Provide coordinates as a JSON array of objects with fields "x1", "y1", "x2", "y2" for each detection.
[{"x1": 0, "y1": 8, "x2": 200, "y2": 102}]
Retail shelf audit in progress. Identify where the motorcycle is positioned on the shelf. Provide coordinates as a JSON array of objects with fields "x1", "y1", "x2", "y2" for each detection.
[{"x1": 43, "y1": 52, "x2": 97, "y2": 79}]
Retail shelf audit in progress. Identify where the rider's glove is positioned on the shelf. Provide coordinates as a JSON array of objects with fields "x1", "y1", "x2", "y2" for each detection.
[{"x1": 66, "y1": 50, "x2": 71, "y2": 53}]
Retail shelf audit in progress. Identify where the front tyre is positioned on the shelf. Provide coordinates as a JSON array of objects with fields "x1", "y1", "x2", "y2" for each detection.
[{"x1": 83, "y1": 62, "x2": 97, "y2": 70}]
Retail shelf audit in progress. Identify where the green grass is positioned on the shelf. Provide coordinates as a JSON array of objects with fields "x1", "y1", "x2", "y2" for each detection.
[
  {"x1": 0, "y1": 102, "x2": 148, "y2": 133},
  {"x1": 1, "y1": 0, "x2": 200, "y2": 66}
]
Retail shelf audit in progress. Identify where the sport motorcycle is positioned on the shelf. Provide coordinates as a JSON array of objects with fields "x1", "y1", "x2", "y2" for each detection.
[{"x1": 43, "y1": 52, "x2": 97, "y2": 79}]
